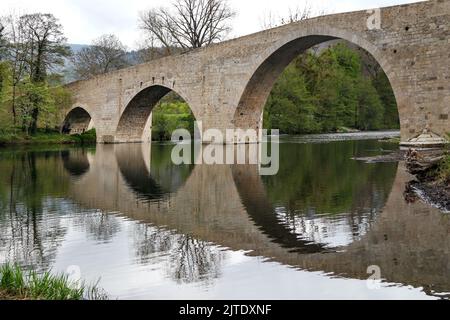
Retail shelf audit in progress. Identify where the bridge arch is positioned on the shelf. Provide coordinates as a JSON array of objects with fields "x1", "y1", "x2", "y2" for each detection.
[
  {"x1": 115, "y1": 85, "x2": 196, "y2": 143},
  {"x1": 62, "y1": 106, "x2": 94, "y2": 135},
  {"x1": 232, "y1": 28, "x2": 401, "y2": 142}
]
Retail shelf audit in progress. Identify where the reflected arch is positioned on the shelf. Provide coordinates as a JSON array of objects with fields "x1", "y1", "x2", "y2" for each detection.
[
  {"x1": 61, "y1": 149, "x2": 91, "y2": 178},
  {"x1": 62, "y1": 107, "x2": 93, "y2": 135},
  {"x1": 114, "y1": 144, "x2": 196, "y2": 201},
  {"x1": 115, "y1": 85, "x2": 197, "y2": 143},
  {"x1": 232, "y1": 30, "x2": 401, "y2": 142},
  {"x1": 231, "y1": 141, "x2": 399, "y2": 253}
]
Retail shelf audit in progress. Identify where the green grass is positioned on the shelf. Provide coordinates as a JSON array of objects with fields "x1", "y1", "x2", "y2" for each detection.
[
  {"x1": 0, "y1": 129, "x2": 96, "y2": 147},
  {"x1": 437, "y1": 154, "x2": 450, "y2": 183},
  {"x1": 0, "y1": 264, "x2": 108, "y2": 300}
]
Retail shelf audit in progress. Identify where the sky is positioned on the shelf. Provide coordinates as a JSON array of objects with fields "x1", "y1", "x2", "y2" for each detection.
[{"x1": 0, "y1": 0, "x2": 423, "y2": 49}]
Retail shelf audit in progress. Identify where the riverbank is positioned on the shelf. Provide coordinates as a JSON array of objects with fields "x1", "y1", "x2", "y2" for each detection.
[
  {"x1": 0, "y1": 264, "x2": 107, "y2": 300},
  {"x1": 352, "y1": 139, "x2": 449, "y2": 212},
  {"x1": 406, "y1": 150, "x2": 450, "y2": 212},
  {"x1": 0, "y1": 129, "x2": 96, "y2": 147}
]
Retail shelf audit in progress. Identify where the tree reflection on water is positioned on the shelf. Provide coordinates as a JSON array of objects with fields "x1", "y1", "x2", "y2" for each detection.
[{"x1": 132, "y1": 223, "x2": 224, "y2": 284}]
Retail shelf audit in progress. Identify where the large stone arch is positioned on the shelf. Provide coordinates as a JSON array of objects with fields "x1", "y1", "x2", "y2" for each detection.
[
  {"x1": 61, "y1": 106, "x2": 94, "y2": 135},
  {"x1": 115, "y1": 84, "x2": 197, "y2": 143},
  {"x1": 232, "y1": 27, "x2": 401, "y2": 143}
]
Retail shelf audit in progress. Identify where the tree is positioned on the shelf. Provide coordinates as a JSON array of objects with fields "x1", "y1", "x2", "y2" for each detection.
[
  {"x1": 373, "y1": 71, "x2": 399, "y2": 129},
  {"x1": 20, "y1": 14, "x2": 70, "y2": 83},
  {"x1": 72, "y1": 34, "x2": 128, "y2": 80},
  {"x1": 265, "y1": 64, "x2": 318, "y2": 134},
  {"x1": 139, "y1": 0, "x2": 236, "y2": 53},
  {"x1": 1, "y1": 13, "x2": 70, "y2": 133},
  {"x1": 0, "y1": 61, "x2": 9, "y2": 99},
  {"x1": 2, "y1": 14, "x2": 30, "y2": 124},
  {"x1": 0, "y1": 20, "x2": 9, "y2": 102},
  {"x1": 356, "y1": 79, "x2": 384, "y2": 130},
  {"x1": 0, "y1": 20, "x2": 6, "y2": 59},
  {"x1": 15, "y1": 79, "x2": 53, "y2": 134},
  {"x1": 7, "y1": 14, "x2": 70, "y2": 133}
]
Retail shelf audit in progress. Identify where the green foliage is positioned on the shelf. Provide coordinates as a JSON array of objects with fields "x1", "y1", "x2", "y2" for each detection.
[
  {"x1": 0, "y1": 62, "x2": 10, "y2": 103},
  {"x1": 49, "y1": 85, "x2": 74, "y2": 124},
  {"x1": 70, "y1": 129, "x2": 97, "y2": 145},
  {"x1": 15, "y1": 80, "x2": 53, "y2": 134},
  {"x1": 0, "y1": 68, "x2": 74, "y2": 142},
  {"x1": 0, "y1": 263, "x2": 107, "y2": 300},
  {"x1": 437, "y1": 155, "x2": 450, "y2": 183},
  {"x1": 264, "y1": 43, "x2": 399, "y2": 134},
  {"x1": 356, "y1": 78, "x2": 384, "y2": 130},
  {"x1": 373, "y1": 70, "x2": 399, "y2": 129},
  {"x1": 152, "y1": 101, "x2": 196, "y2": 141},
  {"x1": 0, "y1": 129, "x2": 96, "y2": 146},
  {"x1": 265, "y1": 64, "x2": 319, "y2": 134},
  {"x1": 0, "y1": 13, "x2": 73, "y2": 139}
]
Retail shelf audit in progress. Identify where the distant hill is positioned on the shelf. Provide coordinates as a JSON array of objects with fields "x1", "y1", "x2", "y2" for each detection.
[{"x1": 57, "y1": 44, "x2": 91, "y2": 83}]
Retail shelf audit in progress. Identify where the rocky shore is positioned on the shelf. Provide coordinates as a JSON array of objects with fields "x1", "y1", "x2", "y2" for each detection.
[
  {"x1": 405, "y1": 149, "x2": 450, "y2": 213},
  {"x1": 354, "y1": 148, "x2": 449, "y2": 212}
]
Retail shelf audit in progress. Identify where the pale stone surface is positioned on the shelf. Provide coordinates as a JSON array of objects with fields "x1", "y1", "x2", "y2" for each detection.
[
  {"x1": 401, "y1": 128, "x2": 449, "y2": 148},
  {"x1": 63, "y1": 0, "x2": 450, "y2": 145}
]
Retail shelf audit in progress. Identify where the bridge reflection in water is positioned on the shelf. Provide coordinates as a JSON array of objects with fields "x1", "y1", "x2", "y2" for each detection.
[
  {"x1": 61, "y1": 144, "x2": 450, "y2": 293},
  {"x1": 0, "y1": 142, "x2": 450, "y2": 298}
]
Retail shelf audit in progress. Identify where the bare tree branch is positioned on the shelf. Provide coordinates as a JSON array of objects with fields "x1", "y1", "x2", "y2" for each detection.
[
  {"x1": 139, "y1": 0, "x2": 236, "y2": 54},
  {"x1": 71, "y1": 34, "x2": 128, "y2": 80},
  {"x1": 259, "y1": 2, "x2": 329, "y2": 30}
]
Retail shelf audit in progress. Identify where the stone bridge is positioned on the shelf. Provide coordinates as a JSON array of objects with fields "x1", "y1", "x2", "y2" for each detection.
[{"x1": 64, "y1": 0, "x2": 450, "y2": 144}]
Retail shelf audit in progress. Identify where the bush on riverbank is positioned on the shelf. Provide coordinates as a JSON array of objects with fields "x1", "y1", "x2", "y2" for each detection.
[
  {"x1": 70, "y1": 129, "x2": 97, "y2": 145},
  {"x1": 0, "y1": 264, "x2": 107, "y2": 300},
  {"x1": 436, "y1": 155, "x2": 450, "y2": 184},
  {"x1": 0, "y1": 128, "x2": 96, "y2": 146}
]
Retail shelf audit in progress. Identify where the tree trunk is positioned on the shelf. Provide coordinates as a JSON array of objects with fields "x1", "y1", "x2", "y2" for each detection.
[
  {"x1": 12, "y1": 84, "x2": 17, "y2": 125},
  {"x1": 30, "y1": 107, "x2": 39, "y2": 135}
]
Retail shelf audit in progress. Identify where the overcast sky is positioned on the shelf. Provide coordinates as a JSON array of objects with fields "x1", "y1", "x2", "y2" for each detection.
[{"x1": 0, "y1": 0, "x2": 423, "y2": 49}]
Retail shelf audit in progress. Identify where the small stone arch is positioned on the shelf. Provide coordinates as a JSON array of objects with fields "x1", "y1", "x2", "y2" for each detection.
[
  {"x1": 61, "y1": 107, "x2": 93, "y2": 135},
  {"x1": 115, "y1": 84, "x2": 196, "y2": 143}
]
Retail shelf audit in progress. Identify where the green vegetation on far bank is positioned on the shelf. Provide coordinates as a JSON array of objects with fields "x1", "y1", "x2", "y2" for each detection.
[
  {"x1": 264, "y1": 43, "x2": 399, "y2": 134},
  {"x1": 0, "y1": 264, "x2": 107, "y2": 300},
  {"x1": 0, "y1": 129, "x2": 96, "y2": 146},
  {"x1": 152, "y1": 99, "x2": 195, "y2": 141}
]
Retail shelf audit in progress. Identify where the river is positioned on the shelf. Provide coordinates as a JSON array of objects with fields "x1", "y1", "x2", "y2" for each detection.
[{"x1": 0, "y1": 131, "x2": 449, "y2": 300}]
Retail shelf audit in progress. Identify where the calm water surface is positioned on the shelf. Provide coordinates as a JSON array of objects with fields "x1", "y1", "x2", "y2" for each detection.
[{"x1": 0, "y1": 132, "x2": 449, "y2": 300}]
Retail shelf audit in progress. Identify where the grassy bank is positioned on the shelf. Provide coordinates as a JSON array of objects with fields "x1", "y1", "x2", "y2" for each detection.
[
  {"x1": 433, "y1": 154, "x2": 450, "y2": 184},
  {"x1": 430, "y1": 133, "x2": 450, "y2": 183},
  {"x1": 0, "y1": 264, "x2": 107, "y2": 300},
  {"x1": 0, "y1": 129, "x2": 96, "y2": 147}
]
